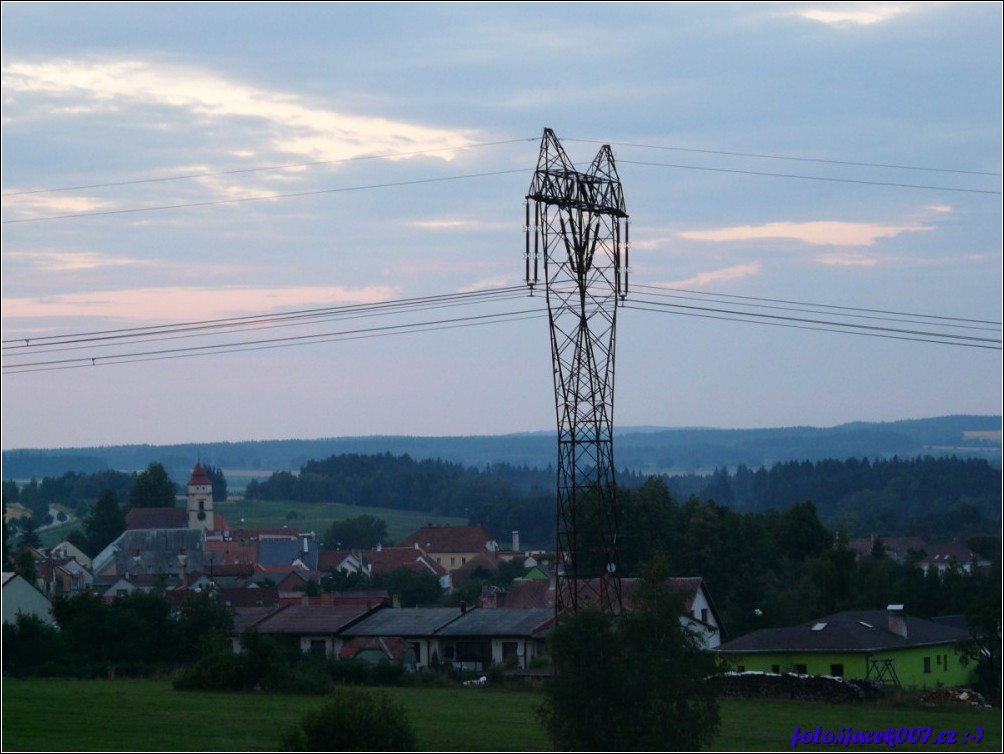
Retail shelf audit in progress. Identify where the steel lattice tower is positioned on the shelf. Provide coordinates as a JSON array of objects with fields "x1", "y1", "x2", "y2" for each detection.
[{"x1": 524, "y1": 128, "x2": 629, "y2": 615}]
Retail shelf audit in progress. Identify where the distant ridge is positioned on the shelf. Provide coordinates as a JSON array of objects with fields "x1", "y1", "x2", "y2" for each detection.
[{"x1": 2, "y1": 415, "x2": 999, "y2": 484}]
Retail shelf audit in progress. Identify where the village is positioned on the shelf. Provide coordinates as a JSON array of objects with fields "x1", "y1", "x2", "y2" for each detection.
[{"x1": 4, "y1": 460, "x2": 989, "y2": 693}]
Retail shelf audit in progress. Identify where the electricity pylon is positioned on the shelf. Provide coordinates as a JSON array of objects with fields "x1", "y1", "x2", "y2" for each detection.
[{"x1": 524, "y1": 128, "x2": 629, "y2": 615}]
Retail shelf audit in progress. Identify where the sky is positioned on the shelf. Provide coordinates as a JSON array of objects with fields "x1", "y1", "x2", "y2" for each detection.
[{"x1": 2, "y1": 1, "x2": 1001, "y2": 451}]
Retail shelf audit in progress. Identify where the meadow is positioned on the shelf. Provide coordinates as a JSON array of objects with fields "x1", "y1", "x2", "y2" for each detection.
[
  {"x1": 2, "y1": 677, "x2": 1000, "y2": 752},
  {"x1": 37, "y1": 497, "x2": 466, "y2": 550}
]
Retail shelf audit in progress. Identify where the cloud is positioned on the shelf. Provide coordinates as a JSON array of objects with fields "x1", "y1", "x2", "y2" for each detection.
[
  {"x1": 660, "y1": 262, "x2": 762, "y2": 289},
  {"x1": 3, "y1": 249, "x2": 150, "y2": 272},
  {"x1": 679, "y1": 221, "x2": 934, "y2": 246},
  {"x1": 2, "y1": 58, "x2": 477, "y2": 163},
  {"x1": 2, "y1": 193, "x2": 115, "y2": 221},
  {"x1": 407, "y1": 218, "x2": 510, "y2": 231},
  {"x1": 788, "y1": 2, "x2": 926, "y2": 27},
  {"x1": 2, "y1": 284, "x2": 399, "y2": 322},
  {"x1": 457, "y1": 277, "x2": 512, "y2": 292},
  {"x1": 813, "y1": 253, "x2": 880, "y2": 267}
]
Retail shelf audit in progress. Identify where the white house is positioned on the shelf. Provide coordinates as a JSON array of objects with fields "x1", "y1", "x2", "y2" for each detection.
[{"x1": 2, "y1": 572, "x2": 55, "y2": 625}]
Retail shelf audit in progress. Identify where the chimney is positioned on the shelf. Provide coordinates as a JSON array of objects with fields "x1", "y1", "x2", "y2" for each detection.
[
  {"x1": 887, "y1": 604, "x2": 907, "y2": 638},
  {"x1": 301, "y1": 593, "x2": 310, "y2": 607},
  {"x1": 392, "y1": 593, "x2": 401, "y2": 608},
  {"x1": 512, "y1": 530, "x2": 520, "y2": 553}
]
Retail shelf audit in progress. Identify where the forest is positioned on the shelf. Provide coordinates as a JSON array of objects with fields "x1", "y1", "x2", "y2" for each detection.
[{"x1": 241, "y1": 452, "x2": 1000, "y2": 548}]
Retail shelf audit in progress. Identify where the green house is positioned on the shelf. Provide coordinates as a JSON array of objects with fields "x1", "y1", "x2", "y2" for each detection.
[{"x1": 715, "y1": 605, "x2": 973, "y2": 689}]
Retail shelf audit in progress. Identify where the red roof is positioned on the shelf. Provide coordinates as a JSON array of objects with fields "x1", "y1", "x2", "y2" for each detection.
[
  {"x1": 397, "y1": 525, "x2": 497, "y2": 554},
  {"x1": 366, "y1": 546, "x2": 447, "y2": 577},
  {"x1": 188, "y1": 463, "x2": 212, "y2": 487}
]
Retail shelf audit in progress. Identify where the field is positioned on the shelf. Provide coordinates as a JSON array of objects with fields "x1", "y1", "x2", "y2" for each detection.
[
  {"x1": 2, "y1": 678, "x2": 1000, "y2": 752},
  {"x1": 212, "y1": 498, "x2": 466, "y2": 542},
  {"x1": 36, "y1": 498, "x2": 466, "y2": 549}
]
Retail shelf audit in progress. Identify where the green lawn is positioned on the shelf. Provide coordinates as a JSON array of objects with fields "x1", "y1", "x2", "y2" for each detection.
[{"x1": 2, "y1": 678, "x2": 999, "y2": 752}]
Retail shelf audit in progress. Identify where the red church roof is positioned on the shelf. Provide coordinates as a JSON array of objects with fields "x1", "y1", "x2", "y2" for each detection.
[{"x1": 188, "y1": 463, "x2": 212, "y2": 486}]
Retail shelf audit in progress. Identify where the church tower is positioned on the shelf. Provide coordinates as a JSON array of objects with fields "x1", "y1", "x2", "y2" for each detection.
[{"x1": 187, "y1": 462, "x2": 215, "y2": 530}]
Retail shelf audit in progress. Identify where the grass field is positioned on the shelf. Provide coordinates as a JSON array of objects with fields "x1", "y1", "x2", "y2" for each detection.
[
  {"x1": 213, "y1": 498, "x2": 466, "y2": 542},
  {"x1": 2, "y1": 678, "x2": 1000, "y2": 752},
  {"x1": 36, "y1": 499, "x2": 466, "y2": 550}
]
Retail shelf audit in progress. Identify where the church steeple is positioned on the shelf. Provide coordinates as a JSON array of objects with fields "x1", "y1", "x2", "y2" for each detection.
[{"x1": 186, "y1": 462, "x2": 214, "y2": 530}]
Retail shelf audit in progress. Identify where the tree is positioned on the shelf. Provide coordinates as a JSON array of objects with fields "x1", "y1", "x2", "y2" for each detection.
[
  {"x1": 371, "y1": 567, "x2": 442, "y2": 607},
  {"x1": 83, "y1": 490, "x2": 126, "y2": 557},
  {"x1": 539, "y1": 556, "x2": 721, "y2": 751},
  {"x1": 202, "y1": 463, "x2": 228, "y2": 503},
  {"x1": 17, "y1": 516, "x2": 41, "y2": 550},
  {"x1": 279, "y1": 689, "x2": 416, "y2": 751},
  {"x1": 129, "y1": 462, "x2": 177, "y2": 508},
  {"x1": 322, "y1": 514, "x2": 388, "y2": 550}
]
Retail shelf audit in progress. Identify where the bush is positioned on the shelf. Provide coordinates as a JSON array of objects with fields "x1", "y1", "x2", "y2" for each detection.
[{"x1": 279, "y1": 688, "x2": 417, "y2": 751}]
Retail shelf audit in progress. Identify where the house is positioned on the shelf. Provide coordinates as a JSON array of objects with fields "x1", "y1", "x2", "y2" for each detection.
[
  {"x1": 364, "y1": 544, "x2": 451, "y2": 592},
  {"x1": 847, "y1": 536, "x2": 928, "y2": 563},
  {"x1": 715, "y1": 604, "x2": 972, "y2": 689},
  {"x1": 243, "y1": 602, "x2": 381, "y2": 657},
  {"x1": 37, "y1": 556, "x2": 93, "y2": 597},
  {"x1": 338, "y1": 606, "x2": 466, "y2": 669},
  {"x1": 2, "y1": 571, "x2": 54, "y2": 625},
  {"x1": 433, "y1": 607, "x2": 554, "y2": 672},
  {"x1": 49, "y1": 540, "x2": 92, "y2": 569},
  {"x1": 91, "y1": 527, "x2": 208, "y2": 586},
  {"x1": 496, "y1": 575, "x2": 725, "y2": 649},
  {"x1": 919, "y1": 541, "x2": 990, "y2": 574},
  {"x1": 339, "y1": 636, "x2": 417, "y2": 668},
  {"x1": 397, "y1": 525, "x2": 499, "y2": 572},
  {"x1": 317, "y1": 549, "x2": 365, "y2": 577}
]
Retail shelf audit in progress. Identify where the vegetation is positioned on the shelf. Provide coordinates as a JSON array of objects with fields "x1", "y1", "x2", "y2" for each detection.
[
  {"x1": 540, "y1": 557, "x2": 722, "y2": 750},
  {"x1": 129, "y1": 462, "x2": 178, "y2": 508},
  {"x1": 321, "y1": 513, "x2": 388, "y2": 549},
  {"x1": 3, "y1": 590, "x2": 233, "y2": 679},
  {"x1": 279, "y1": 689, "x2": 417, "y2": 751},
  {"x1": 2, "y1": 678, "x2": 1000, "y2": 752}
]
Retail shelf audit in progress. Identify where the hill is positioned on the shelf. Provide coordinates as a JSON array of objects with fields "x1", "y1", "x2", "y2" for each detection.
[{"x1": 2, "y1": 415, "x2": 999, "y2": 485}]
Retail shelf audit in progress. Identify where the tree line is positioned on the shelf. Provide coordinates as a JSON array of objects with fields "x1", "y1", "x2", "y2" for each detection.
[{"x1": 243, "y1": 452, "x2": 1000, "y2": 547}]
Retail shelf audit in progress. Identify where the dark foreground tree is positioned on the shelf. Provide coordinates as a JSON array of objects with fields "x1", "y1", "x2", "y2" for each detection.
[
  {"x1": 321, "y1": 514, "x2": 388, "y2": 550},
  {"x1": 539, "y1": 557, "x2": 722, "y2": 751},
  {"x1": 279, "y1": 688, "x2": 416, "y2": 751},
  {"x1": 129, "y1": 462, "x2": 177, "y2": 508}
]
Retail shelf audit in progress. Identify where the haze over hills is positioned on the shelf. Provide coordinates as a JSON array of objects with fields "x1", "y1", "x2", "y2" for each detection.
[{"x1": 2, "y1": 415, "x2": 999, "y2": 486}]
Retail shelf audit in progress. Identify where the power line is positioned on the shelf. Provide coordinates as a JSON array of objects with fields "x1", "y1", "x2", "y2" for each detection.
[
  {"x1": 618, "y1": 160, "x2": 1001, "y2": 195},
  {"x1": 567, "y1": 138, "x2": 1002, "y2": 177},
  {"x1": 3, "y1": 286, "x2": 528, "y2": 350},
  {"x1": 1, "y1": 138, "x2": 537, "y2": 197},
  {"x1": 622, "y1": 297, "x2": 1002, "y2": 350},
  {"x1": 2, "y1": 307, "x2": 546, "y2": 374},
  {"x1": 6, "y1": 282, "x2": 999, "y2": 377},
  {"x1": 631, "y1": 283, "x2": 1002, "y2": 329},
  {"x1": 1, "y1": 169, "x2": 529, "y2": 225}
]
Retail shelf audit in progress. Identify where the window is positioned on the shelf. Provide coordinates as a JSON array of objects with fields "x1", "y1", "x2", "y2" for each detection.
[
  {"x1": 830, "y1": 663, "x2": 844, "y2": 677},
  {"x1": 310, "y1": 639, "x2": 326, "y2": 657},
  {"x1": 771, "y1": 664, "x2": 780, "y2": 674},
  {"x1": 736, "y1": 665, "x2": 745, "y2": 672},
  {"x1": 923, "y1": 657, "x2": 931, "y2": 674},
  {"x1": 793, "y1": 663, "x2": 807, "y2": 675},
  {"x1": 701, "y1": 608, "x2": 709, "y2": 624},
  {"x1": 450, "y1": 556, "x2": 456, "y2": 567}
]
